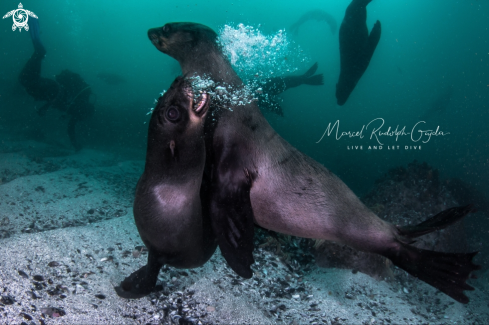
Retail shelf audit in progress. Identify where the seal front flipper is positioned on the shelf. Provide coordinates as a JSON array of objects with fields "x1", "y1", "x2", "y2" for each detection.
[
  {"x1": 115, "y1": 249, "x2": 163, "y2": 299},
  {"x1": 361, "y1": 20, "x2": 381, "y2": 71},
  {"x1": 210, "y1": 156, "x2": 255, "y2": 278}
]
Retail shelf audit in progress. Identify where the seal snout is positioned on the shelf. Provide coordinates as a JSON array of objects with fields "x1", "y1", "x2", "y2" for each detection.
[{"x1": 147, "y1": 28, "x2": 166, "y2": 52}]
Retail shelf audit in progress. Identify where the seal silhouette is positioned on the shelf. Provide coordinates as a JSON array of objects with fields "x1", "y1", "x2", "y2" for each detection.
[
  {"x1": 336, "y1": 0, "x2": 381, "y2": 106},
  {"x1": 115, "y1": 76, "x2": 216, "y2": 298},
  {"x1": 148, "y1": 22, "x2": 480, "y2": 304}
]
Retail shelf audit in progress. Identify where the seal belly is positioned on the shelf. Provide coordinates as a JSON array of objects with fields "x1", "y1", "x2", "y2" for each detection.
[{"x1": 134, "y1": 180, "x2": 205, "y2": 268}]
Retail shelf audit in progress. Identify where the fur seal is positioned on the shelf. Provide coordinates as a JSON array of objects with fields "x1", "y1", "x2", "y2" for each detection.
[
  {"x1": 258, "y1": 62, "x2": 324, "y2": 116},
  {"x1": 336, "y1": 0, "x2": 381, "y2": 106},
  {"x1": 115, "y1": 76, "x2": 216, "y2": 298},
  {"x1": 148, "y1": 22, "x2": 480, "y2": 303}
]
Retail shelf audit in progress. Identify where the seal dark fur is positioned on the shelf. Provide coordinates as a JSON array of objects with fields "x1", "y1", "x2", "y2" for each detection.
[
  {"x1": 148, "y1": 22, "x2": 480, "y2": 304},
  {"x1": 115, "y1": 76, "x2": 216, "y2": 298},
  {"x1": 336, "y1": 0, "x2": 381, "y2": 106}
]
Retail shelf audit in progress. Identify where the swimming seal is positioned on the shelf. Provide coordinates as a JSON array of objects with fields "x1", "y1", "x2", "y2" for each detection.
[
  {"x1": 115, "y1": 76, "x2": 216, "y2": 298},
  {"x1": 148, "y1": 22, "x2": 480, "y2": 303},
  {"x1": 336, "y1": 0, "x2": 381, "y2": 106}
]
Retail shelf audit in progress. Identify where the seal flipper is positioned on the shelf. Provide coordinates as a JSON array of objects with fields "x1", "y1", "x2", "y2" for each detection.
[
  {"x1": 299, "y1": 62, "x2": 324, "y2": 86},
  {"x1": 383, "y1": 205, "x2": 480, "y2": 304},
  {"x1": 284, "y1": 62, "x2": 324, "y2": 89},
  {"x1": 210, "y1": 154, "x2": 255, "y2": 278},
  {"x1": 399, "y1": 204, "x2": 474, "y2": 239},
  {"x1": 361, "y1": 20, "x2": 381, "y2": 71},
  {"x1": 302, "y1": 74, "x2": 324, "y2": 86},
  {"x1": 302, "y1": 62, "x2": 319, "y2": 79},
  {"x1": 211, "y1": 185, "x2": 255, "y2": 278},
  {"x1": 385, "y1": 244, "x2": 479, "y2": 304},
  {"x1": 115, "y1": 249, "x2": 163, "y2": 299}
]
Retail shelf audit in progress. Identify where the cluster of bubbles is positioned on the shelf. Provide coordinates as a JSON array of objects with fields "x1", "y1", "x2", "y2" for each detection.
[
  {"x1": 218, "y1": 23, "x2": 309, "y2": 81},
  {"x1": 146, "y1": 74, "x2": 257, "y2": 117},
  {"x1": 189, "y1": 75, "x2": 257, "y2": 113}
]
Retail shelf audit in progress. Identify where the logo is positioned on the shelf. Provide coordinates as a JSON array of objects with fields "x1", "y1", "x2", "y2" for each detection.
[{"x1": 2, "y1": 3, "x2": 37, "y2": 32}]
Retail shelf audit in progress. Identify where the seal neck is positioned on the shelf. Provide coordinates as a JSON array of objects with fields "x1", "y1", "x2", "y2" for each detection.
[{"x1": 180, "y1": 45, "x2": 242, "y2": 86}]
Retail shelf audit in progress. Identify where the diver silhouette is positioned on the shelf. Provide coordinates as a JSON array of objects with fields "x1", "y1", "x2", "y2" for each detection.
[{"x1": 18, "y1": 18, "x2": 94, "y2": 151}]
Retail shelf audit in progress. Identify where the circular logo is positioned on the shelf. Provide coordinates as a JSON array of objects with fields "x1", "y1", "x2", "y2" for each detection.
[{"x1": 14, "y1": 9, "x2": 28, "y2": 28}]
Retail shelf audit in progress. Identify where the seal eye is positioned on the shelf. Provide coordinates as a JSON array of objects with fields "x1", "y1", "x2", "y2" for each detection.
[
  {"x1": 165, "y1": 106, "x2": 180, "y2": 122},
  {"x1": 163, "y1": 24, "x2": 170, "y2": 33}
]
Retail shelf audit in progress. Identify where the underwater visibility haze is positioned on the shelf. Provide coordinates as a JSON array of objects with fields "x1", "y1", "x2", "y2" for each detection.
[{"x1": 0, "y1": 0, "x2": 489, "y2": 324}]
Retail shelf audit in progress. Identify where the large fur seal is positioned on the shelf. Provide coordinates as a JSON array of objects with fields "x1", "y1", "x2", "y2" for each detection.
[
  {"x1": 115, "y1": 76, "x2": 216, "y2": 298},
  {"x1": 147, "y1": 22, "x2": 480, "y2": 303},
  {"x1": 336, "y1": 0, "x2": 381, "y2": 106}
]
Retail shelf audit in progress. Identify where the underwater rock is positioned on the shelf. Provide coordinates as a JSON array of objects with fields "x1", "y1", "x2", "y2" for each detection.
[
  {"x1": 363, "y1": 160, "x2": 468, "y2": 253},
  {"x1": 445, "y1": 177, "x2": 489, "y2": 217},
  {"x1": 18, "y1": 270, "x2": 29, "y2": 279},
  {"x1": 1, "y1": 295, "x2": 15, "y2": 305},
  {"x1": 40, "y1": 307, "x2": 66, "y2": 318}
]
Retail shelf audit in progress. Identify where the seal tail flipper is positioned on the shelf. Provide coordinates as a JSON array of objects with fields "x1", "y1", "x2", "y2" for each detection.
[
  {"x1": 303, "y1": 73, "x2": 324, "y2": 86},
  {"x1": 302, "y1": 62, "x2": 318, "y2": 78},
  {"x1": 383, "y1": 204, "x2": 480, "y2": 304},
  {"x1": 301, "y1": 63, "x2": 323, "y2": 86},
  {"x1": 385, "y1": 243, "x2": 480, "y2": 304},
  {"x1": 399, "y1": 205, "x2": 475, "y2": 239}
]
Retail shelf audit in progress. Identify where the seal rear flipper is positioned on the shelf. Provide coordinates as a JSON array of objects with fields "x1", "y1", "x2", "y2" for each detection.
[
  {"x1": 303, "y1": 73, "x2": 324, "y2": 86},
  {"x1": 384, "y1": 243, "x2": 480, "y2": 304},
  {"x1": 284, "y1": 63, "x2": 323, "y2": 89},
  {"x1": 211, "y1": 164, "x2": 255, "y2": 279},
  {"x1": 302, "y1": 62, "x2": 319, "y2": 78},
  {"x1": 399, "y1": 205, "x2": 475, "y2": 239},
  {"x1": 115, "y1": 249, "x2": 163, "y2": 299}
]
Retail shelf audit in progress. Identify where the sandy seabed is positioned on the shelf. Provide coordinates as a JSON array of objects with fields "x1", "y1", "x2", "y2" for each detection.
[{"x1": 1, "y1": 136, "x2": 488, "y2": 325}]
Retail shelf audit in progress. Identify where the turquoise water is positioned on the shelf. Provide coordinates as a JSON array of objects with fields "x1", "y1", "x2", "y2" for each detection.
[
  {"x1": 1, "y1": 0, "x2": 488, "y2": 322},
  {"x1": 2, "y1": 0, "x2": 488, "y2": 192}
]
